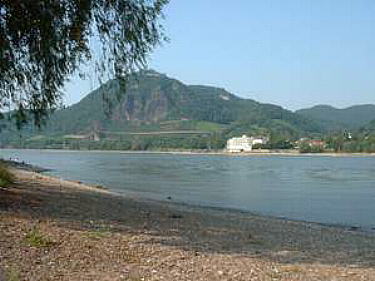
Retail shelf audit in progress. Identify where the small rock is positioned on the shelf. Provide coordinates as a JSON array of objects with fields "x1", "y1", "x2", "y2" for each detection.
[
  {"x1": 169, "y1": 214, "x2": 183, "y2": 219},
  {"x1": 349, "y1": 226, "x2": 360, "y2": 231}
]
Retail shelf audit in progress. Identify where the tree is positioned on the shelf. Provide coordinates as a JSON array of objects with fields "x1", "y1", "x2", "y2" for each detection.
[{"x1": 0, "y1": 0, "x2": 168, "y2": 127}]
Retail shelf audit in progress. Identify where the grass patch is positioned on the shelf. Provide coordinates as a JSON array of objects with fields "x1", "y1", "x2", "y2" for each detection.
[
  {"x1": 195, "y1": 121, "x2": 225, "y2": 132},
  {"x1": 25, "y1": 227, "x2": 54, "y2": 248},
  {"x1": 0, "y1": 163, "x2": 14, "y2": 187},
  {"x1": 84, "y1": 227, "x2": 112, "y2": 240},
  {"x1": 5, "y1": 266, "x2": 21, "y2": 281}
]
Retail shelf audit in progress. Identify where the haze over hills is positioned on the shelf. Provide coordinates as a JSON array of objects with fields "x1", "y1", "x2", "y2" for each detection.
[{"x1": 296, "y1": 104, "x2": 375, "y2": 131}]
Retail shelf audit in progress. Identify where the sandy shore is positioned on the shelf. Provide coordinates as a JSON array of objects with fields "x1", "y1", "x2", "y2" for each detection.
[{"x1": 1, "y1": 168, "x2": 375, "y2": 280}]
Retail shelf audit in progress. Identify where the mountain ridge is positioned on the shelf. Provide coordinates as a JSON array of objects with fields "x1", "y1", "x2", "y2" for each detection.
[
  {"x1": 0, "y1": 70, "x2": 323, "y2": 149},
  {"x1": 2, "y1": 70, "x2": 373, "y2": 150},
  {"x1": 296, "y1": 104, "x2": 375, "y2": 131},
  {"x1": 40, "y1": 70, "x2": 320, "y2": 135}
]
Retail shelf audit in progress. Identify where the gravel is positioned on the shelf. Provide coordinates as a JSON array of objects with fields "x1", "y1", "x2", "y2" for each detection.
[{"x1": 1, "y1": 169, "x2": 375, "y2": 280}]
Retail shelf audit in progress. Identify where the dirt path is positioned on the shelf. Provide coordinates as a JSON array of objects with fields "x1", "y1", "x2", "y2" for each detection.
[{"x1": 1, "y1": 168, "x2": 375, "y2": 280}]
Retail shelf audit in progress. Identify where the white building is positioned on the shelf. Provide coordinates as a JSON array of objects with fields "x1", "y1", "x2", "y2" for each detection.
[
  {"x1": 251, "y1": 136, "x2": 269, "y2": 146},
  {"x1": 226, "y1": 135, "x2": 254, "y2": 152},
  {"x1": 226, "y1": 135, "x2": 269, "y2": 153}
]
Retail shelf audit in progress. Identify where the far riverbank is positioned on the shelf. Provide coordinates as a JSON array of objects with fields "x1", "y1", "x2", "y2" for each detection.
[{"x1": 2, "y1": 147, "x2": 375, "y2": 157}]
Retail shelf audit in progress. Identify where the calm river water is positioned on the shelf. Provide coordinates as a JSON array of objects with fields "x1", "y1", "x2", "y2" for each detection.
[{"x1": 2, "y1": 149, "x2": 375, "y2": 228}]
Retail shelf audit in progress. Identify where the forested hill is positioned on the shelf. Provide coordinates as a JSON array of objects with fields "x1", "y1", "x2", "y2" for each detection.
[
  {"x1": 296, "y1": 104, "x2": 375, "y2": 131},
  {"x1": 1, "y1": 70, "x2": 322, "y2": 148},
  {"x1": 364, "y1": 119, "x2": 375, "y2": 132},
  {"x1": 41, "y1": 70, "x2": 318, "y2": 134}
]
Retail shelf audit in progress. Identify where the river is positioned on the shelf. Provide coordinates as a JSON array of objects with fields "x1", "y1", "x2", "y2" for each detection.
[{"x1": 2, "y1": 149, "x2": 375, "y2": 229}]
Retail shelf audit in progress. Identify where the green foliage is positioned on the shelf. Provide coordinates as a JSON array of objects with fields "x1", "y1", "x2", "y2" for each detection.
[
  {"x1": 268, "y1": 138, "x2": 294, "y2": 150},
  {"x1": 297, "y1": 105, "x2": 375, "y2": 131},
  {"x1": 0, "y1": 0, "x2": 168, "y2": 126},
  {"x1": 0, "y1": 163, "x2": 14, "y2": 187},
  {"x1": 299, "y1": 143, "x2": 324, "y2": 153},
  {"x1": 367, "y1": 120, "x2": 375, "y2": 131},
  {"x1": 325, "y1": 133, "x2": 375, "y2": 153},
  {"x1": 24, "y1": 227, "x2": 54, "y2": 248},
  {"x1": 325, "y1": 135, "x2": 346, "y2": 152},
  {"x1": 84, "y1": 228, "x2": 111, "y2": 240},
  {"x1": 195, "y1": 121, "x2": 225, "y2": 132}
]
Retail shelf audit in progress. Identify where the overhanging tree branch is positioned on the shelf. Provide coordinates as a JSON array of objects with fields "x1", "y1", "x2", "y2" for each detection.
[{"x1": 0, "y1": 0, "x2": 168, "y2": 127}]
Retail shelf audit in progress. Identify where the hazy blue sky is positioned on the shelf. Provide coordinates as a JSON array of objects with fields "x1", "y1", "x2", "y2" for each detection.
[{"x1": 64, "y1": 0, "x2": 375, "y2": 110}]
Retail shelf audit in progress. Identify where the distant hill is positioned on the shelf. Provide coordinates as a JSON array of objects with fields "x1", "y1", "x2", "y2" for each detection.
[
  {"x1": 296, "y1": 104, "x2": 375, "y2": 131},
  {"x1": 363, "y1": 119, "x2": 375, "y2": 132},
  {"x1": 43, "y1": 71, "x2": 318, "y2": 135},
  {"x1": 0, "y1": 70, "x2": 323, "y2": 149}
]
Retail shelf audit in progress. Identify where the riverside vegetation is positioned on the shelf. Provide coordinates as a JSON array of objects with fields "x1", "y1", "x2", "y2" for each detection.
[{"x1": 0, "y1": 163, "x2": 14, "y2": 187}]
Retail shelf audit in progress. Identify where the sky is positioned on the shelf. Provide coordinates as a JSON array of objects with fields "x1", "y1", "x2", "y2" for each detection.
[{"x1": 64, "y1": 0, "x2": 375, "y2": 111}]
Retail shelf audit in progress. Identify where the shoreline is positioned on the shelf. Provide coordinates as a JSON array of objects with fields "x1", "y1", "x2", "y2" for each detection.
[
  {"x1": 2, "y1": 166, "x2": 375, "y2": 280},
  {"x1": 3, "y1": 158, "x2": 375, "y2": 232},
  {"x1": 2, "y1": 147, "x2": 375, "y2": 157},
  {"x1": 9, "y1": 164, "x2": 375, "y2": 234},
  {"x1": 145, "y1": 197, "x2": 375, "y2": 235}
]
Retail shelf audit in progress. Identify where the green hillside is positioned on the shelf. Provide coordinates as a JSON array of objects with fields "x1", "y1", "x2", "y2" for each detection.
[
  {"x1": 296, "y1": 104, "x2": 375, "y2": 131},
  {"x1": 0, "y1": 70, "x2": 322, "y2": 150},
  {"x1": 361, "y1": 119, "x2": 375, "y2": 133}
]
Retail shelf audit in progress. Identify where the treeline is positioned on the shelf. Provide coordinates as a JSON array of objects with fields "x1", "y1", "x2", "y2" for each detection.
[
  {"x1": 325, "y1": 134, "x2": 375, "y2": 153},
  {"x1": 4, "y1": 128, "x2": 375, "y2": 153},
  {"x1": 298, "y1": 133, "x2": 375, "y2": 153},
  {"x1": 3, "y1": 133, "x2": 297, "y2": 151},
  {"x1": 6, "y1": 134, "x2": 227, "y2": 151}
]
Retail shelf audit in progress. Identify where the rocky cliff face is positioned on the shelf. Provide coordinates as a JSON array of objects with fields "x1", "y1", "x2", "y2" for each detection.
[{"x1": 109, "y1": 73, "x2": 188, "y2": 123}]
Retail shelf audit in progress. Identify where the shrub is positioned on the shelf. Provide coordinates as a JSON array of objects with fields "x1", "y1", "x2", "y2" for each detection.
[
  {"x1": 299, "y1": 142, "x2": 324, "y2": 153},
  {"x1": 25, "y1": 227, "x2": 54, "y2": 248},
  {"x1": 0, "y1": 164, "x2": 14, "y2": 187}
]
